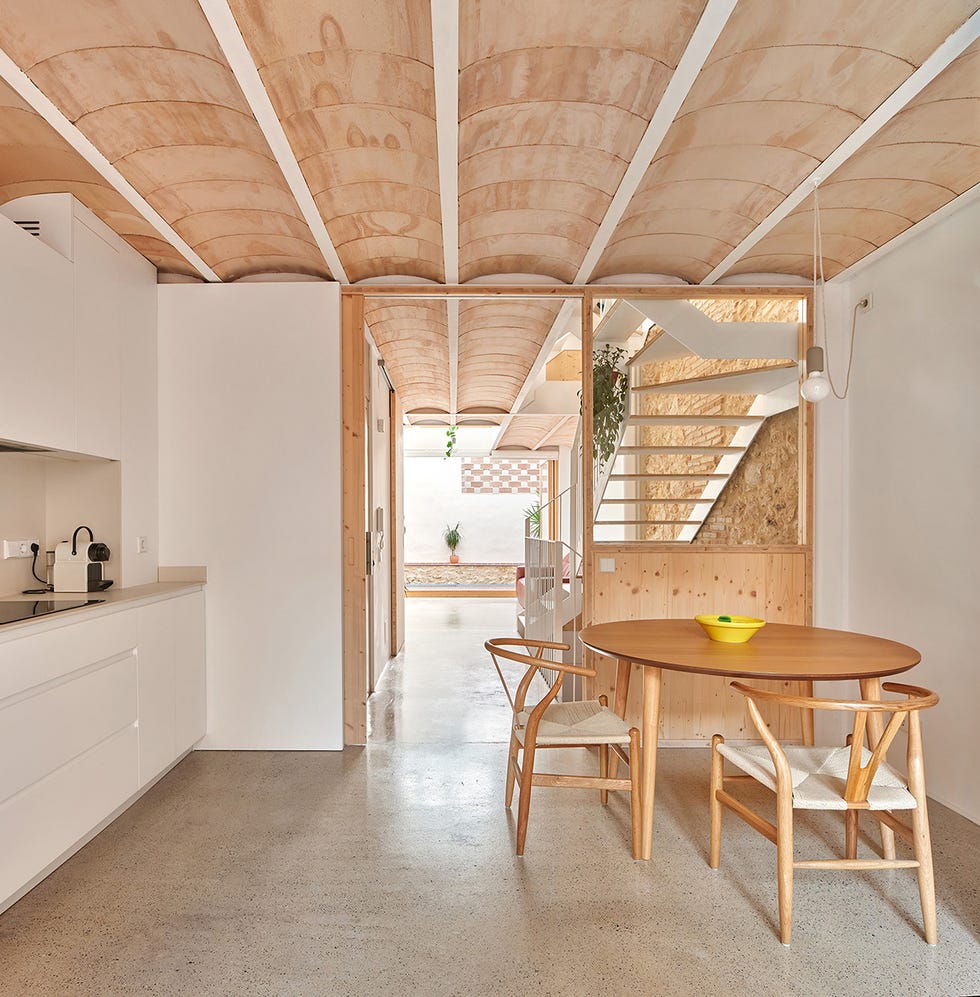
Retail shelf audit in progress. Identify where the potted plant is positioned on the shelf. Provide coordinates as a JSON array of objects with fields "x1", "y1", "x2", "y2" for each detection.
[
  {"x1": 523, "y1": 500, "x2": 542, "y2": 539},
  {"x1": 444, "y1": 522, "x2": 462, "y2": 563}
]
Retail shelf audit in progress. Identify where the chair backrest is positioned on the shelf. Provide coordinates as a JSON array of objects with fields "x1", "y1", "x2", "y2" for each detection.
[
  {"x1": 485, "y1": 638, "x2": 595, "y2": 716},
  {"x1": 730, "y1": 682, "x2": 939, "y2": 805}
]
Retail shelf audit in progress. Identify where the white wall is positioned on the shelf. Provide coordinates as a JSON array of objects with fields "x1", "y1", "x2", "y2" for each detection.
[
  {"x1": 116, "y1": 239, "x2": 160, "y2": 587},
  {"x1": 0, "y1": 456, "x2": 47, "y2": 594},
  {"x1": 158, "y1": 282, "x2": 343, "y2": 750},
  {"x1": 0, "y1": 195, "x2": 159, "y2": 592},
  {"x1": 404, "y1": 456, "x2": 540, "y2": 562},
  {"x1": 817, "y1": 195, "x2": 980, "y2": 822}
]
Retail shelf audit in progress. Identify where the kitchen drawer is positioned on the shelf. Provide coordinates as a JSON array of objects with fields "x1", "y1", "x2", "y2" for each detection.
[
  {"x1": 0, "y1": 610, "x2": 138, "y2": 701},
  {"x1": 0, "y1": 725, "x2": 138, "y2": 906},
  {"x1": 0, "y1": 651, "x2": 137, "y2": 803}
]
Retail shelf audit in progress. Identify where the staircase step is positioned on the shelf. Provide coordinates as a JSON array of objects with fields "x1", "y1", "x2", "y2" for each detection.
[
  {"x1": 595, "y1": 520, "x2": 703, "y2": 526},
  {"x1": 609, "y1": 473, "x2": 728, "y2": 481},
  {"x1": 632, "y1": 362, "x2": 797, "y2": 394},
  {"x1": 625, "y1": 414, "x2": 762, "y2": 427},
  {"x1": 618, "y1": 445, "x2": 745, "y2": 456},
  {"x1": 600, "y1": 498, "x2": 709, "y2": 505}
]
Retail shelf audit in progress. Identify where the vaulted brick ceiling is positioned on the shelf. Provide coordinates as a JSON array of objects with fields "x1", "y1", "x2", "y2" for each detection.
[{"x1": 0, "y1": 0, "x2": 976, "y2": 418}]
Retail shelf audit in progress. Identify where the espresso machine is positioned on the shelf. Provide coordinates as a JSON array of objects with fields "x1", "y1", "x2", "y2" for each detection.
[{"x1": 53, "y1": 526, "x2": 114, "y2": 593}]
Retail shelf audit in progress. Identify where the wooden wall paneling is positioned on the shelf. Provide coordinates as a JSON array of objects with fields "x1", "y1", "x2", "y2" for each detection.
[
  {"x1": 801, "y1": 290, "x2": 814, "y2": 552},
  {"x1": 390, "y1": 392, "x2": 405, "y2": 655},
  {"x1": 588, "y1": 549, "x2": 810, "y2": 743},
  {"x1": 342, "y1": 293, "x2": 368, "y2": 745}
]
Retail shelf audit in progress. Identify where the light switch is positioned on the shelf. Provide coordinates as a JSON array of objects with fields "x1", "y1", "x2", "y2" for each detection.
[
  {"x1": 136, "y1": 536, "x2": 148, "y2": 555},
  {"x1": 599, "y1": 557, "x2": 616, "y2": 573}
]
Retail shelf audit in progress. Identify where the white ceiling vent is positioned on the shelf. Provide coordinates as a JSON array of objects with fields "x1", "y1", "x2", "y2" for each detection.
[{"x1": 13, "y1": 219, "x2": 40, "y2": 238}]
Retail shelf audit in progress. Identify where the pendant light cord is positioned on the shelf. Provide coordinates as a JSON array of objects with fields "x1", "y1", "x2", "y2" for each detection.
[{"x1": 812, "y1": 185, "x2": 859, "y2": 400}]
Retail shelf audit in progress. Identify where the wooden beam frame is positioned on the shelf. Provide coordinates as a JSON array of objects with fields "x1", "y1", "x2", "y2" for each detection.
[
  {"x1": 340, "y1": 284, "x2": 816, "y2": 742},
  {"x1": 342, "y1": 293, "x2": 368, "y2": 744}
]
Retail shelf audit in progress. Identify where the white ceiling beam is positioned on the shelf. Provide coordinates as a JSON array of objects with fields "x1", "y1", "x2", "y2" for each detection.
[
  {"x1": 702, "y1": 10, "x2": 980, "y2": 285},
  {"x1": 573, "y1": 0, "x2": 739, "y2": 283},
  {"x1": 533, "y1": 416, "x2": 572, "y2": 451},
  {"x1": 0, "y1": 46, "x2": 219, "y2": 281},
  {"x1": 505, "y1": 0, "x2": 737, "y2": 415},
  {"x1": 489, "y1": 413, "x2": 513, "y2": 452},
  {"x1": 431, "y1": 0, "x2": 460, "y2": 285},
  {"x1": 448, "y1": 298, "x2": 459, "y2": 416},
  {"x1": 197, "y1": 0, "x2": 349, "y2": 283}
]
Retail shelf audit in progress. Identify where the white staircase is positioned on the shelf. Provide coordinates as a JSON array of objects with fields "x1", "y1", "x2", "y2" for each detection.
[{"x1": 591, "y1": 299, "x2": 800, "y2": 543}]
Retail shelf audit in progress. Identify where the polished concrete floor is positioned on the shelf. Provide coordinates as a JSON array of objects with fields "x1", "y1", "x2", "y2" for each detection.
[{"x1": 1, "y1": 599, "x2": 978, "y2": 996}]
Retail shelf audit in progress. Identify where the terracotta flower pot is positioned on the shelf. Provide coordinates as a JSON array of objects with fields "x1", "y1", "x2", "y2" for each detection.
[{"x1": 449, "y1": 554, "x2": 460, "y2": 564}]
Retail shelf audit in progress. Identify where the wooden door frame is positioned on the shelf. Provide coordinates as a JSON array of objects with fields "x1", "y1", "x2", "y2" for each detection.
[{"x1": 341, "y1": 285, "x2": 814, "y2": 745}]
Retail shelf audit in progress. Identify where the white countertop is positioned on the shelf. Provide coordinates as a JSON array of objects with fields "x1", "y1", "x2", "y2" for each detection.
[{"x1": 0, "y1": 582, "x2": 205, "y2": 643}]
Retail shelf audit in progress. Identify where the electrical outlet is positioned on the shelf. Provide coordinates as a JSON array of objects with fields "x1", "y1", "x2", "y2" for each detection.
[
  {"x1": 2, "y1": 539, "x2": 39, "y2": 559},
  {"x1": 136, "y1": 535, "x2": 148, "y2": 555},
  {"x1": 599, "y1": 557, "x2": 616, "y2": 574}
]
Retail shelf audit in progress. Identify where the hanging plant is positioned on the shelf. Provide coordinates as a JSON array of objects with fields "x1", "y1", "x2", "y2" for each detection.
[
  {"x1": 444, "y1": 424, "x2": 458, "y2": 458},
  {"x1": 580, "y1": 344, "x2": 629, "y2": 465}
]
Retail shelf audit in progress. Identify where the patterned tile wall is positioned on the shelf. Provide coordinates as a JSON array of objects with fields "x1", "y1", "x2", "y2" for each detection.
[{"x1": 461, "y1": 458, "x2": 546, "y2": 494}]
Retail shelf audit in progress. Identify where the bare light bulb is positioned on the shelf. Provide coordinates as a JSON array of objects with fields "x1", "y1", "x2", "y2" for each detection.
[
  {"x1": 800, "y1": 370, "x2": 831, "y2": 402},
  {"x1": 800, "y1": 346, "x2": 831, "y2": 403}
]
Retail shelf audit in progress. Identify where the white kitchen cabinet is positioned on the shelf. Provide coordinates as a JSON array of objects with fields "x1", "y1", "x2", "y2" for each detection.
[
  {"x1": 137, "y1": 591, "x2": 206, "y2": 784},
  {"x1": 174, "y1": 591, "x2": 207, "y2": 751},
  {"x1": 0, "y1": 214, "x2": 75, "y2": 451},
  {"x1": 136, "y1": 600, "x2": 176, "y2": 784},
  {"x1": 0, "y1": 200, "x2": 126, "y2": 458},
  {"x1": 73, "y1": 219, "x2": 122, "y2": 459},
  {"x1": 0, "y1": 586, "x2": 206, "y2": 912}
]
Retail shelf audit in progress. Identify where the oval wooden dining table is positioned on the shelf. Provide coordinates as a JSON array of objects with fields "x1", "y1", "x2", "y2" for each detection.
[{"x1": 579, "y1": 619, "x2": 921, "y2": 861}]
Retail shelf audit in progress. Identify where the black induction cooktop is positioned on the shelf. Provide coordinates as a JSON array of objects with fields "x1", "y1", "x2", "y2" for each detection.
[{"x1": 0, "y1": 599, "x2": 105, "y2": 626}]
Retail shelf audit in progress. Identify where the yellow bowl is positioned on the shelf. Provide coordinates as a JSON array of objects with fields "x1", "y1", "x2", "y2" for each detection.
[{"x1": 695, "y1": 614, "x2": 766, "y2": 643}]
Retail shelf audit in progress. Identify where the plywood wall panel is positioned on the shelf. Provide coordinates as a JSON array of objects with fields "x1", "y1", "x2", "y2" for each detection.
[
  {"x1": 589, "y1": 549, "x2": 810, "y2": 743},
  {"x1": 730, "y1": 41, "x2": 980, "y2": 279},
  {"x1": 230, "y1": 0, "x2": 442, "y2": 283},
  {"x1": 363, "y1": 300, "x2": 451, "y2": 415},
  {"x1": 594, "y1": 0, "x2": 979, "y2": 283},
  {"x1": 0, "y1": 0, "x2": 329, "y2": 280},
  {"x1": 456, "y1": 299, "x2": 562, "y2": 412},
  {"x1": 458, "y1": 0, "x2": 708, "y2": 283},
  {"x1": 0, "y1": 80, "x2": 198, "y2": 275}
]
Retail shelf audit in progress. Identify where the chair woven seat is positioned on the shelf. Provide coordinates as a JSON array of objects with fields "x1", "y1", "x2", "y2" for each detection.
[
  {"x1": 516, "y1": 700, "x2": 632, "y2": 746},
  {"x1": 717, "y1": 743, "x2": 915, "y2": 811}
]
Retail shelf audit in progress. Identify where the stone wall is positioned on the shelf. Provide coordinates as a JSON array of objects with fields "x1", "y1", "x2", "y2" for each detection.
[
  {"x1": 634, "y1": 354, "x2": 800, "y2": 542},
  {"x1": 405, "y1": 563, "x2": 517, "y2": 586},
  {"x1": 695, "y1": 409, "x2": 799, "y2": 544}
]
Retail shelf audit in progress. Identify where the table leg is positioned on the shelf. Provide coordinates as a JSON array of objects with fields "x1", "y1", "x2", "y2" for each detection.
[
  {"x1": 860, "y1": 677, "x2": 896, "y2": 860},
  {"x1": 801, "y1": 680, "x2": 815, "y2": 746},
  {"x1": 639, "y1": 666, "x2": 662, "y2": 861},
  {"x1": 608, "y1": 658, "x2": 633, "y2": 781}
]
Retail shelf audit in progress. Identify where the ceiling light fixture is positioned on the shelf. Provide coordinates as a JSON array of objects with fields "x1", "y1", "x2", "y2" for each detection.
[{"x1": 803, "y1": 184, "x2": 863, "y2": 403}]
